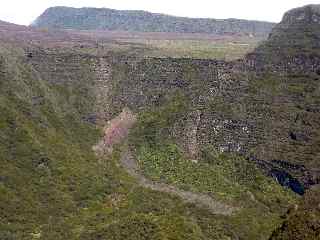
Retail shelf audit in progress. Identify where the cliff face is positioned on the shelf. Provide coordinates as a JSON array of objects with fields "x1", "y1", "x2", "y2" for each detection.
[
  {"x1": 249, "y1": 4, "x2": 320, "y2": 70},
  {"x1": 25, "y1": 4, "x2": 320, "y2": 193},
  {"x1": 104, "y1": 53, "x2": 319, "y2": 194},
  {"x1": 78, "y1": 5, "x2": 320, "y2": 194},
  {"x1": 23, "y1": 50, "x2": 297, "y2": 239},
  {"x1": 0, "y1": 43, "x2": 295, "y2": 240},
  {"x1": 32, "y1": 6, "x2": 275, "y2": 37},
  {"x1": 26, "y1": 40, "x2": 319, "y2": 196},
  {"x1": 244, "y1": 4, "x2": 320, "y2": 192},
  {"x1": 1, "y1": 4, "x2": 320, "y2": 240},
  {"x1": 270, "y1": 4, "x2": 320, "y2": 44}
]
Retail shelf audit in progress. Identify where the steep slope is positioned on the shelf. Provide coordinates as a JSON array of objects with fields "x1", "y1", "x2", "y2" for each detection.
[
  {"x1": 1, "y1": 4, "x2": 320, "y2": 240},
  {"x1": 0, "y1": 42, "x2": 219, "y2": 240},
  {"x1": 24, "y1": 47, "x2": 297, "y2": 240},
  {"x1": 244, "y1": 4, "x2": 320, "y2": 191},
  {"x1": 0, "y1": 35, "x2": 298, "y2": 240},
  {"x1": 0, "y1": 31, "x2": 297, "y2": 240},
  {"x1": 248, "y1": 4, "x2": 320, "y2": 68},
  {"x1": 32, "y1": 6, "x2": 275, "y2": 37},
  {"x1": 269, "y1": 185, "x2": 320, "y2": 240},
  {"x1": 72, "y1": 4, "x2": 320, "y2": 197},
  {"x1": 0, "y1": 43, "x2": 107, "y2": 239}
]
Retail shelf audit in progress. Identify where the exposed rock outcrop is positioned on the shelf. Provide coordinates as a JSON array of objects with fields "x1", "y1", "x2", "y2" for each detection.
[
  {"x1": 23, "y1": 5, "x2": 320, "y2": 195},
  {"x1": 94, "y1": 108, "x2": 137, "y2": 155},
  {"x1": 248, "y1": 4, "x2": 320, "y2": 72}
]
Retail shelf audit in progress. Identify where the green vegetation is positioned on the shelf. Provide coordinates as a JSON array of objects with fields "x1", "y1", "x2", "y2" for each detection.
[
  {"x1": 0, "y1": 43, "x2": 107, "y2": 239},
  {"x1": 124, "y1": 39, "x2": 259, "y2": 60},
  {"x1": 136, "y1": 143, "x2": 290, "y2": 203},
  {"x1": 0, "y1": 44, "x2": 298, "y2": 239},
  {"x1": 0, "y1": 43, "x2": 209, "y2": 240},
  {"x1": 253, "y1": 5, "x2": 320, "y2": 64},
  {"x1": 33, "y1": 6, "x2": 275, "y2": 37},
  {"x1": 270, "y1": 186, "x2": 320, "y2": 240},
  {"x1": 3, "y1": 4, "x2": 320, "y2": 239},
  {"x1": 128, "y1": 94, "x2": 298, "y2": 239},
  {"x1": 0, "y1": 42, "x2": 296, "y2": 240}
]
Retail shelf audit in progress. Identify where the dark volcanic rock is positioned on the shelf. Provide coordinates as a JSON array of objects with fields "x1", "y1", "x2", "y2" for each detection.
[
  {"x1": 3, "y1": 4, "x2": 320, "y2": 240},
  {"x1": 24, "y1": 5, "x2": 320, "y2": 195},
  {"x1": 248, "y1": 4, "x2": 320, "y2": 72}
]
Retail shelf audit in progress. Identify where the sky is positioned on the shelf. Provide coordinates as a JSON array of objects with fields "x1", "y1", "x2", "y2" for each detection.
[{"x1": 0, "y1": 0, "x2": 319, "y2": 25}]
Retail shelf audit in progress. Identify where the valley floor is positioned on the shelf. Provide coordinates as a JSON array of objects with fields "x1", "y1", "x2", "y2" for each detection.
[{"x1": 119, "y1": 148, "x2": 236, "y2": 215}]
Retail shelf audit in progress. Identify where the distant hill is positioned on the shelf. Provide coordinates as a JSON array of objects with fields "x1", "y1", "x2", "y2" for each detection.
[{"x1": 32, "y1": 6, "x2": 275, "y2": 37}]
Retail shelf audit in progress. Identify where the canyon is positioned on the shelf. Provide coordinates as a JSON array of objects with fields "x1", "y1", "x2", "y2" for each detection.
[{"x1": 0, "y1": 4, "x2": 320, "y2": 240}]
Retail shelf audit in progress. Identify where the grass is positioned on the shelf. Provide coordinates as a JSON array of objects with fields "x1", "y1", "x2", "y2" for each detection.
[
  {"x1": 127, "y1": 92, "x2": 298, "y2": 239},
  {"x1": 0, "y1": 44, "x2": 111, "y2": 239},
  {"x1": 136, "y1": 143, "x2": 293, "y2": 205},
  {"x1": 118, "y1": 38, "x2": 260, "y2": 60}
]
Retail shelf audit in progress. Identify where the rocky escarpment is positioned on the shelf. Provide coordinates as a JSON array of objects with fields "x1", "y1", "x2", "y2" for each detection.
[
  {"x1": 25, "y1": 49, "x2": 316, "y2": 195},
  {"x1": 22, "y1": 47, "x2": 296, "y2": 240},
  {"x1": 32, "y1": 6, "x2": 275, "y2": 37},
  {"x1": 109, "y1": 57, "x2": 319, "y2": 194},
  {"x1": 269, "y1": 4, "x2": 320, "y2": 48},
  {"x1": 25, "y1": 5, "x2": 320, "y2": 196},
  {"x1": 244, "y1": 4, "x2": 320, "y2": 192},
  {"x1": 3, "y1": 4, "x2": 320, "y2": 240},
  {"x1": 248, "y1": 4, "x2": 320, "y2": 71}
]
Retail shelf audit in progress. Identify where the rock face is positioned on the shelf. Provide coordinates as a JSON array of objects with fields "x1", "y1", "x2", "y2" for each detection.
[
  {"x1": 244, "y1": 4, "x2": 320, "y2": 192},
  {"x1": 279, "y1": 4, "x2": 320, "y2": 25},
  {"x1": 249, "y1": 4, "x2": 320, "y2": 70},
  {"x1": 24, "y1": 5, "x2": 320, "y2": 194},
  {"x1": 32, "y1": 6, "x2": 275, "y2": 37},
  {"x1": 94, "y1": 108, "x2": 137, "y2": 155},
  {"x1": 26, "y1": 53, "x2": 317, "y2": 196},
  {"x1": 2, "y1": 4, "x2": 320, "y2": 240},
  {"x1": 0, "y1": 45, "x2": 294, "y2": 240}
]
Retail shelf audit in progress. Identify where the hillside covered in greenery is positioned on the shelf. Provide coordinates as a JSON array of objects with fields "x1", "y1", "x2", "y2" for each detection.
[
  {"x1": 0, "y1": 39, "x2": 298, "y2": 240},
  {"x1": 32, "y1": 6, "x2": 275, "y2": 37},
  {"x1": 0, "y1": 3, "x2": 320, "y2": 240}
]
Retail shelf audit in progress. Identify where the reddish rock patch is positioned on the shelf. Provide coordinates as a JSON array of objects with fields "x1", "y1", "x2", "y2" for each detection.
[{"x1": 94, "y1": 108, "x2": 136, "y2": 154}]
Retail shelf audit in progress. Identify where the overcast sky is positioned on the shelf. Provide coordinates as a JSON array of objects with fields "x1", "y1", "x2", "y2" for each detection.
[{"x1": 1, "y1": 0, "x2": 319, "y2": 25}]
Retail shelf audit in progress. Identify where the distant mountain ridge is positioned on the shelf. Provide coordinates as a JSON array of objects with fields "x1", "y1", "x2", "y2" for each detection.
[{"x1": 32, "y1": 6, "x2": 276, "y2": 37}]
